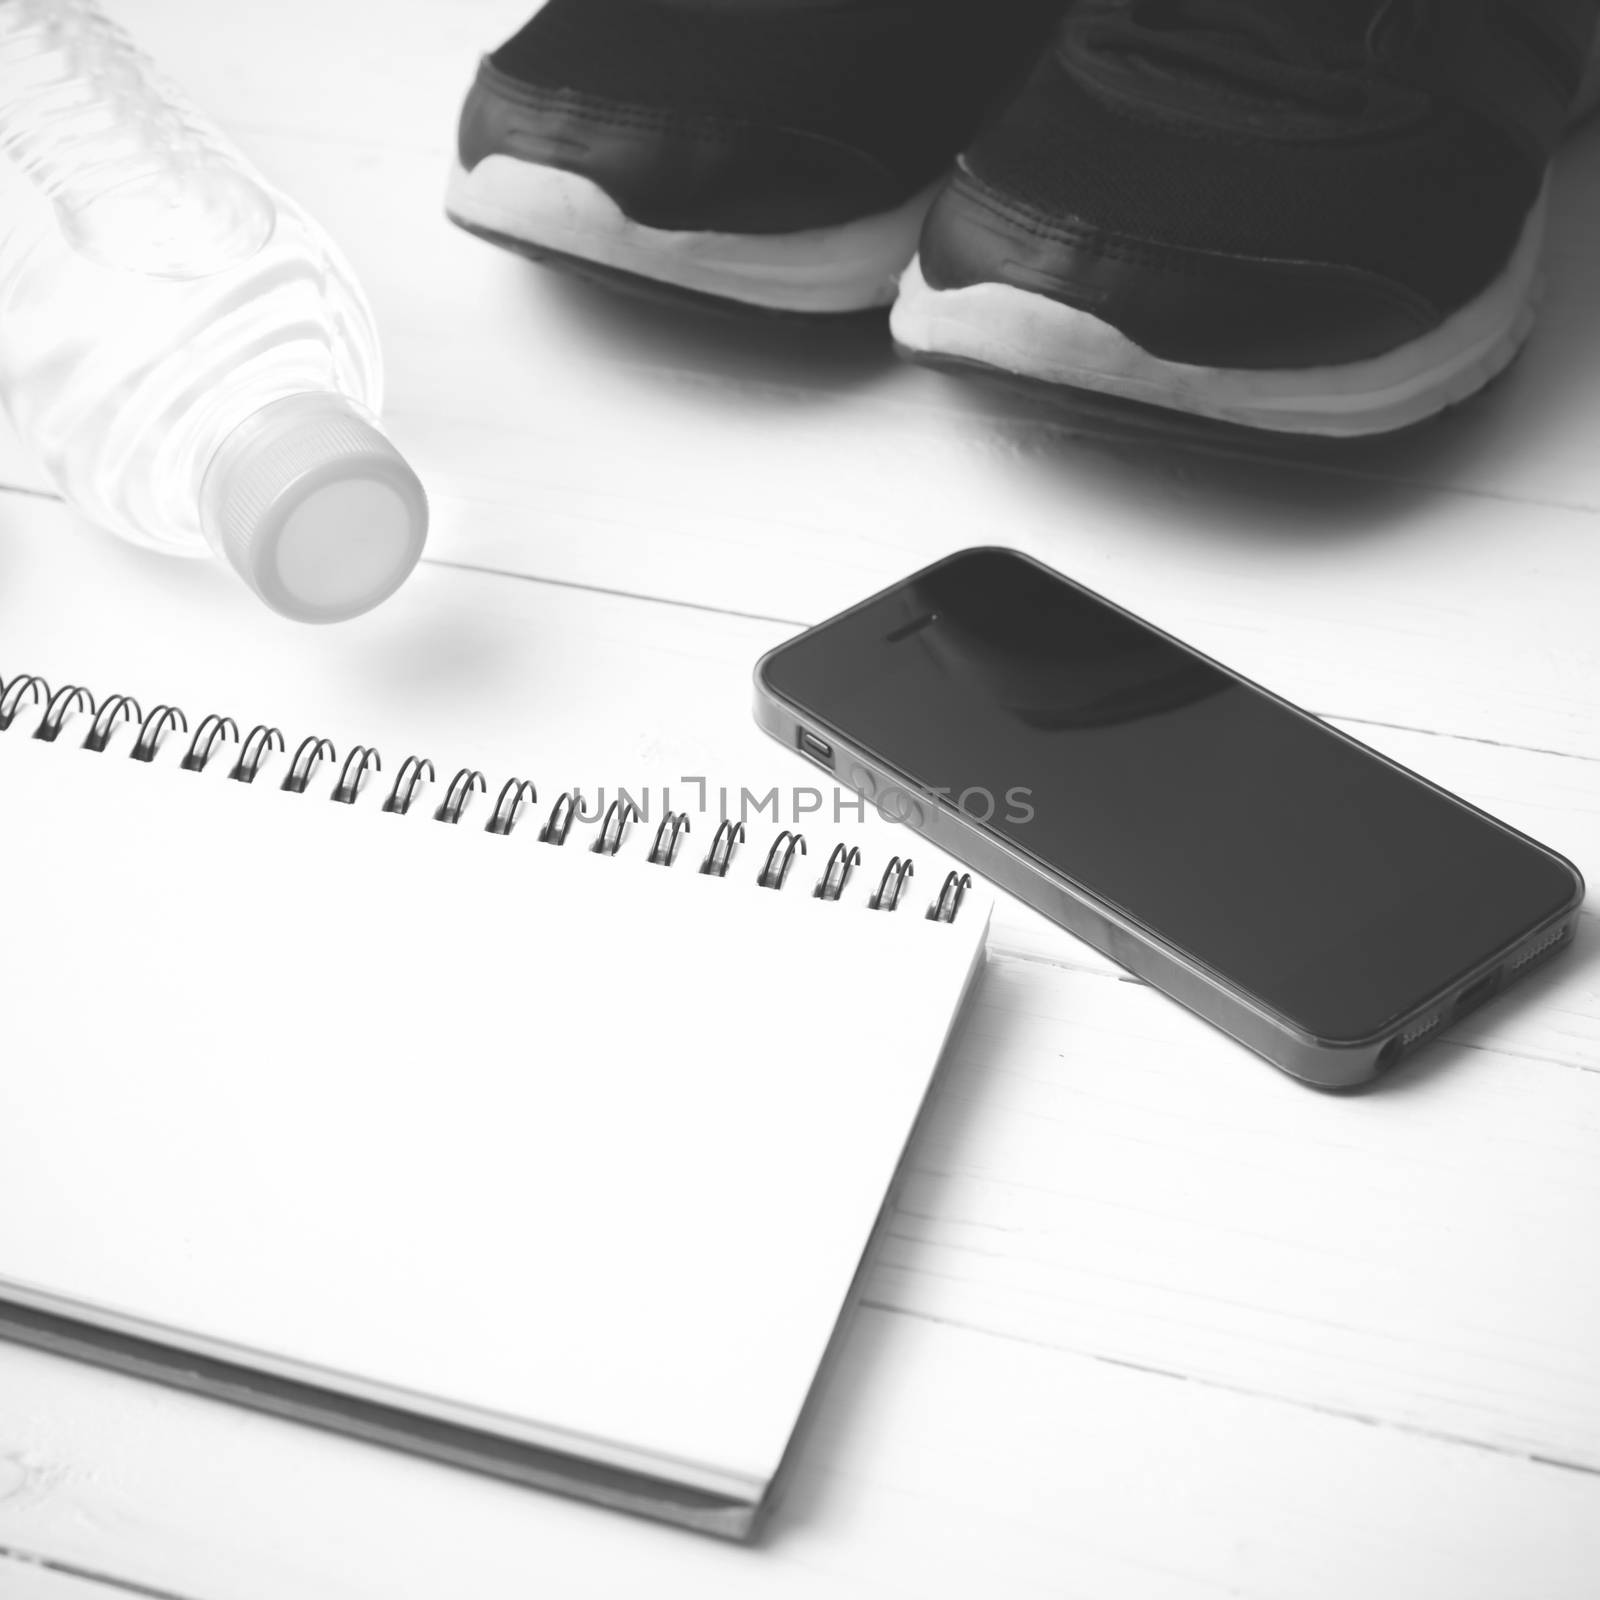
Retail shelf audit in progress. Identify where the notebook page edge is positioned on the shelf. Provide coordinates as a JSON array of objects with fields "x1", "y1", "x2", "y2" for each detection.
[{"x1": 0, "y1": 1291, "x2": 762, "y2": 1539}]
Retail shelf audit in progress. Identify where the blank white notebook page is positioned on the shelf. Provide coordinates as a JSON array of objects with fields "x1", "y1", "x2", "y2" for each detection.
[{"x1": 0, "y1": 729, "x2": 986, "y2": 1501}]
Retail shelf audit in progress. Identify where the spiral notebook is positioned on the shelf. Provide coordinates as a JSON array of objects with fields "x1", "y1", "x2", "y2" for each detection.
[{"x1": 0, "y1": 671, "x2": 987, "y2": 1540}]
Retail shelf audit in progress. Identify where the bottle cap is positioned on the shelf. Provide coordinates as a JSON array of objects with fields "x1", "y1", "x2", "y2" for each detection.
[{"x1": 202, "y1": 395, "x2": 428, "y2": 623}]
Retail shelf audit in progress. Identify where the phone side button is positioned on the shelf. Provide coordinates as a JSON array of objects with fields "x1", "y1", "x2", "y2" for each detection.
[{"x1": 848, "y1": 763, "x2": 878, "y2": 801}]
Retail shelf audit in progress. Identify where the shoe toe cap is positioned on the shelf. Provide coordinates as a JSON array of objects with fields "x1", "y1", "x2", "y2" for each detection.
[
  {"x1": 918, "y1": 169, "x2": 1444, "y2": 370},
  {"x1": 458, "y1": 61, "x2": 906, "y2": 234}
]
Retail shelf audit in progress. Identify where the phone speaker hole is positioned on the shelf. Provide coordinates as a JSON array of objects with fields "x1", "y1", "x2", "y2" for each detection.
[
  {"x1": 1507, "y1": 923, "x2": 1573, "y2": 976},
  {"x1": 1381, "y1": 1009, "x2": 1446, "y2": 1068}
]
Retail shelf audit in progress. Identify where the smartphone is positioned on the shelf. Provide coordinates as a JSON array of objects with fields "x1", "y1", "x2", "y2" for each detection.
[{"x1": 753, "y1": 548, "x2": 1583, "y2": 1088}]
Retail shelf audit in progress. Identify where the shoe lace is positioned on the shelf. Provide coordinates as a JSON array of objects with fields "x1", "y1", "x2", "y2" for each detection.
[{"x1": 1083, "y1": 0, "x2": 1429, "y2": 109}]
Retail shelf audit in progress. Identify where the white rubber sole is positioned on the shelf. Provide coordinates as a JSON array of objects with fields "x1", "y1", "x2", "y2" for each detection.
[
  {"x1": 890, "y1": 188, "x2": 1548, "y2": 438},
  {"x1": 445, "y1": 156, "x2": 935, "y2": 314}
]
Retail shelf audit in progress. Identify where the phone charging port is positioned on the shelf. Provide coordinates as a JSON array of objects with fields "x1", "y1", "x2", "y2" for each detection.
[
  {"x1": 797, "y1": 729, "x2": 835, "y2": 770},
  {"x1": 1453, "y1": 970, "x2": 1499, "y2": 1019}
]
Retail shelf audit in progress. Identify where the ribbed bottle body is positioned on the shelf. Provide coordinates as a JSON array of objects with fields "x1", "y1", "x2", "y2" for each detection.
[{"x1": 0, "y1": 0, "x2": 385, "y2": 559}]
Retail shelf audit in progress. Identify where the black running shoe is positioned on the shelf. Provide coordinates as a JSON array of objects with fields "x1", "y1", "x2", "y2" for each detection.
[
  {"x1": 445, "y1": 0, "x2": 1062, "y2": 314},
  {"x1": 892, "y1": 1, "x2": 1600, "y2": 434}
]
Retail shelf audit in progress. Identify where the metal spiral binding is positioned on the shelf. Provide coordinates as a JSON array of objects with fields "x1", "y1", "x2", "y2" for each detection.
[
  {"x1": 0, "y1": 670, "x2": 978, "y2": 920},
  {"x1": 700, "y1": 820, "x2": 744, "y2": 877},
  {"x1": 541, "y1": 791, "x2": 579, "y2": 845},
  {"x1": 435, "y1": 768, "x2": 486, "y2": 824},
  {"x1": 181, "y1": 714, "x2": 238, "y2": 772},
  {"x1": 34, "y1": 684, "x2": 93, "y2": 742},
  {"x1": 282, "y1": 736, "x2": 334, "y2": 794},
  {"x1": 332, "y1": 746, "x2": 381, "y2": 805},
  {"x1": 815, "y1": 844, "x2": 861, "y2": 901},
  {"x1": 927, "y1": 871, "x2": 973, "y2": 923},
  {"x1": 133, "y1": 705, "x2": 187, "y2": 762},
  {"x1": 383, "y1": 756, "x2": 435, "y2": 815},
  {"x1": 0, "y1": 674, "x2": 47, "y2": 731},
  {"x1": 486, "y1": 778, "x2": 537, "y2": 836},
  {"x1": 648, "y1": 811, "x2": 691, "y2": 866},
  {"x1": 870, "y1": 856, "x2": 915, "y2": 911},
  {"x1": 231, "y1": 725, "x2": 283, "y2": 783},
  {"x1": 759, "y1": 830, "x2": 806, "y2": 889},
  {"x1": 84, "y1": 695, "x2": 141, "y2": 754},
  {"x1": 592, "y1": 798, "x2": 639, "y2": 856}
]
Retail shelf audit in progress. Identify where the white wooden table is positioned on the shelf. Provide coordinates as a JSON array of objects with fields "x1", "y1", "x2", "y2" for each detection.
[{"x1": 2, "y1": 3, "x2": 1599, "y2": 1595}]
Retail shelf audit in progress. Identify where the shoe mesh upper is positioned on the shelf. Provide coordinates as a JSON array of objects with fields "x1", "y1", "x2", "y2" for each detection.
[
  {"x1": 962, "y1": 48, "x2": 1541, "y2": 314},
  {"x1": 488, "y1": 0, "x2": 1063, "y2": 187}
]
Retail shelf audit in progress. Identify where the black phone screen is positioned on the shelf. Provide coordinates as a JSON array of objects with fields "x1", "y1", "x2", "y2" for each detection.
[{"x1": 762, "y1": 549, "x2": 1579, "y2": 1042}]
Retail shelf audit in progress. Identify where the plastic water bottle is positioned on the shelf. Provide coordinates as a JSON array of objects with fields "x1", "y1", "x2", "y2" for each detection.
[{"x1": 0, "y1": 0, "x2": 428, "y2": 623}]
